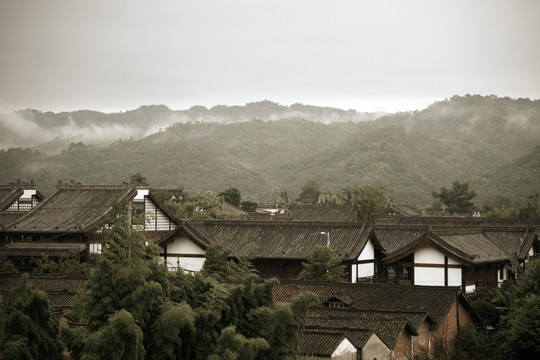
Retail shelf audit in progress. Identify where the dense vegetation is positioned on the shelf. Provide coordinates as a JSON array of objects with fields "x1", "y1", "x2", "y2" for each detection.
[
  {"x1": 0, "y1": 206, "x2": 318, "y2": 360},
  {"x1": 0, "y1": 95, "x2": 539, "y2": 207}
]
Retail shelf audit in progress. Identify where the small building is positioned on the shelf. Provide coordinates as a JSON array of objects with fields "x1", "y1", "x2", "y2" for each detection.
[
  {"x1": 299, "y1": 328, "x2": 391, "y2": 360},
  {"x1": 158, "y1": 220, "x2": 370, "y2": 276},
  {"x1": 0, "y1": 181, "x2": 44, "y2": 229},
  {"x1": 0, "y1": 182, "x2": 179, "y2": 270},
  {"x1": 273, "y1": 281, "x2": 481, "y2": 359}
]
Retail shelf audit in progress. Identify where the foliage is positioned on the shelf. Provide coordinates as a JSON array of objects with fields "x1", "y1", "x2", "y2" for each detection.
[
  {"x1": 3, "y1": 273, "x2": 63, "y2": 360},
  {"x1": 208, "y1": 326, "x2": 269, "y2": 360},
  {"x1": 32, "y1": 254, "x2": 91, "y2": 275},
  {"x1": 338, "y1": 184, "x2": 391, "y2": 219},
  {"x1": 432, "y1": 181, "x2": 477, "y2": 215},
  {"x1": 271, "y1": 187, "x2": 289, "y2": 208},
  {"x1": 82, "y1": 309, "x2": 145, "y2": 360},
  {"x1": 240, "y1": 200, "x2": 258, "y2": 212},
  {"x1": 60, "y1": 326, "x2": 87, "y2": 360},
  {"x1": 130, "y1": 172, "x2": 148, "y2": 185},
  {"x1": 187, "y1": 191, "x2": 224, "y2": 218},
  {"x1": 297, "y1": 180, "x2": 322, "y2": 205},
  {"x1": 517, "y1": 193, "x2": 539, "y2": 220},
  {"x1": 219, "y1": 187, "x2": 242, "y2": 206},
  {"x1": 0, "y1": 255, "x2": 17, "y2": 273},
  {"x1": 298, "y1": 245, "x2": 347, "y2": 282}
]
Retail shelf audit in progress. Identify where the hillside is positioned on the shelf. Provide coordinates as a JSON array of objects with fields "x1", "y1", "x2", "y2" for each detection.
[
  {"x1": 0, "y1": 95, "x2": 538, "y2": 207},
  {"x1": 0, "y1": 101, "x2": 380, "y2": 154}
]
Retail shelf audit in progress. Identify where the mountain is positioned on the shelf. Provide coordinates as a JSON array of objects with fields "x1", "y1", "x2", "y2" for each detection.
[
  {"x1": 0, "y1": 101, "x2": 381, "y2": 154},
  {"x1": 0, "y1": 95, "x2": 538, "y2": 207}
]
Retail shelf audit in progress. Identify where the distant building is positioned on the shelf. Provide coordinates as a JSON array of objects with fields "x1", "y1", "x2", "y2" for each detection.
[
  {"x1": 0, "y1": 180, "x2": 44, "y2": 229},
  {"x1": 0, "y1": 182, "x2": 179, "y2": 271}
]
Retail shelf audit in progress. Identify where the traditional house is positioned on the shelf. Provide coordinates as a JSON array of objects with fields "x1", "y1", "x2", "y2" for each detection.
[
  {"x1": 158, "y1": 220, "x2": 370, "y2": 277},
  {"x1": 380, "y1": 204, "x2": 423, "y2": 217},
  {"x1": 286, "y1": 204, "x2": 359, "y2": 222},
  {"x1": 273, "y1": 281, "x2": 480, "y2": 359},
  {"x1": 359, "y1": 216, "x2": 540, "y2": 291},
  {"x1": 0, "y1": 181, "x2": 44, "y2": 229},
  {"x1": 299, "y1": 327, "x2": 391, "y2": 360},
  {"x1": 0, "y1": 182, "x2": 179, "y2": 270}
]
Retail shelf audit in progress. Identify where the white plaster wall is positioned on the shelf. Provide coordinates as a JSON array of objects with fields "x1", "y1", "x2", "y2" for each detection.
[
  {"x1": 134, "y1": 189, "x2": 149, "y2": 200},
  {"x1": 415, "y1": 267, "x2": 445, "y2": 286},
  {"x1": 362, "y1": 334, "x2": 392, "y2": 360},
  {"x1": 167, "y1": 236, "x2": 206, "y2": 254},
  {"x1": 162, "y1": 236, "x2": 206, "y2": 272},
  {"x1": 448, "y1": 268, "x2": 462, "y2": 286},
  {"x1": 21, "y1": 189, "x2": 36, "y2": 199},
  {"x1": 357, "y1": 263, "x2": 375, "y2": 279},
  {"x1": 415, "y1": 247, "x2": 444, "y2": 264},
  {"x1": 165, "y1": 256, "x2": 205, "y2": 272},
  {"x1": 359, "y1": 239, "x2": 375, "y2": 260},
  {"x1": 332, "y1": 338, "x2": 357, "y2": 360}
]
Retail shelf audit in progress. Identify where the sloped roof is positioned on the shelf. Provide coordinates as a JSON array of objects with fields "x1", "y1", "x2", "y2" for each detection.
[
  {"x1": 0, "y1": 242, "x2": 86, "y2": 257},
  {"x1": 173, "y1": 220, "x2": 370, "y2": 261},
  {"x1": 298, "y1": 330, "x2": 352, "y2": 356},
  {"x1": 287, "y1": 204, "x2": 359, "y2": 222},
  {"x1": 0, "y1": 187, "x2": 23, "y2": 210},
  {"x1": 4, "y1": 184, "x2": 137, "y2": 233},
  {"x1": 273, "y1": 281, "x2": 476, "y2": 325},
  {"x1": 0, "y1": 273, "x2": 88, "y2": 314},
  {"x1": 304, "y1": 307, "x2": 417, "y2": 349},
  {"x1": 369, "y1": 216, "x2": 538, "y2": 263},
  {"x1": 0, "y1": 212, "x2": 25, "y2": 228},
  {"x1": 381, "y1": 205, "x2": 423, "y2": 217}
]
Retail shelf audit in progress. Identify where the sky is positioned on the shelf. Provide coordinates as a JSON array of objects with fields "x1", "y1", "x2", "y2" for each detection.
[{"x1": 1, "y1": 0, "x2": 539, "y2": 113}]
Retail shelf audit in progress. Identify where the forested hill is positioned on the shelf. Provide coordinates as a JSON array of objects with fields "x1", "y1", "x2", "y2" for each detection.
[
  {"x1": 0, "y1": 95, "x2": 539, "y2": 207},
  {"x1": 0, "y1": 101, "x2": 380, "y2": 153}
]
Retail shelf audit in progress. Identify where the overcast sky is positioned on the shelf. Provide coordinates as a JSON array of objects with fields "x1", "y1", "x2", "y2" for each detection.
[{"x1": 1, "y1": 0, "x2": 539, "y2": 113}]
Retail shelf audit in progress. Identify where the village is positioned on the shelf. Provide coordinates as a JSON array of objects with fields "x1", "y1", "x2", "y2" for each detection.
[{"x1": 1, "y1": 180, "x2": 539, "y2": 359}]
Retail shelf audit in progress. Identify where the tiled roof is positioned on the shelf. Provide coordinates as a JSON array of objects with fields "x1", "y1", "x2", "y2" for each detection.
[
  {"x1": 4, "y1": 184, "x2": 137, "y2": 233},
  {"x1": 182, "y1": 220, "x2": 370, "y2": 261},
  {"x1": 0, "y1": 212, "x2": 25, "y2": 228},
  {"x1": 287, "y1": 204, "x2": 359, "y2": 222},
  {"x1": 0, "y1": 273, "x2": 89, "y2": 313},
  {"x1": 370, "y1": 217, "x2": 539, "y2": 263},
  {"x1": 298, "y1": 330, "x2": 350, "y2": 356},
  {"x1": 382, "y1": 205, "x2": 423, "y2": 217},
  {"x1": 304, "y1": 307, "x2": 416, "y2": 349},
  {"x1": 0, "y1": 187, "x2": 23, "y2": 211},
  {"x1": 273, "y1": 281, "x2": 471, "y2": 325},
  {"x1": 0, "y1": 242, "x2": 86, "y2": 257}
]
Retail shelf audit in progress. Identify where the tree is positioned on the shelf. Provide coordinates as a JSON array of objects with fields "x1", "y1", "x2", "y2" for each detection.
[
  {"x1": 186, "y1": 191, "x2": 224, "y2": 218},
  {"x1": 3, "y1": 273, "x2": 63, "y2": 360},
  {"x1": 271, "y1": 187, "x2": 288, "y2": 208},
  {"x1": 298, "y1": 245, "x2": 347, "y2": 282},
  {"x1": 432, "y1": 181, "x2": 477, "y2": 215},
  {"x1": 208, "y1": 326, "x2": 269, "y2": 360},
  {"x1": 130, "y1": 172, "x2": 148, "y2": 186},
  {"x1": 518, "y1": 193, "x2": 539, "y2": 220},
  {"x1": 219, "y1": 188, "x2": 242, "y2": 207},
  {"x1": 296, "y1": 181, "x2": 321, "y2": 205},
  {"x1": 83, "y1": 309, "x2": 145, "y2": 360},
  {"x1": 32, "y1": 254, "x2": 90, "y2": 275},
  {"x1": 240, "y1": 200, "x2": 258, "y2": 212},
  {"x1": 338, "y1": 184, "x2": 391, "y2": 219}
]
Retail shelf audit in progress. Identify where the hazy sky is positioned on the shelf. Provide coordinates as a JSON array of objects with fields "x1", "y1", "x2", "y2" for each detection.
[{"x1": 1, "y1": 0, "x2": 539, "y2": 113}]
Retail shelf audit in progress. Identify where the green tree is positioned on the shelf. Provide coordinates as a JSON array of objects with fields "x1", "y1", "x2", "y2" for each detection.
[
  {"x1": 219, "y1": 188, "x2": 242, "y2": 207},
  {"x1": 208, "y1": 326, "x2": 269, "y2": 360},
  {"x1": 186, "y1": 191, "x2": 224, "y2": 218},
  {"x1": 518, "y1": 193, "x2": 539, "y2": 220},
  {"x1": 130, "y1": 172, "x2": 149, "y2": 186},
  {"x1": 32, "y1": 254, "x2": 90, "y2": 275},
  {"x1": 271, "y1": 187, "x2": 289, "y2": 208},
  {"x1": 505, "y1": 294, "x2": 540, "y2": 359},
  {"x1": 82, "y1": 309, "x2": 145, "y2": 360},
  {"x1": 431, "y1": 181, "x2": 477, "y2": 215},
  {"x1": 298, "y1": 245, "x2": 347, "y2": 282},
  {"x1": 3, "y1": 273, "x2": 63, "y2": 360},
  {"x1": 339, "y1": 184, "x2": 391, "y2": 219},
  {"x1": 0, "y1": 255, "x2": 17, "y2": 273},
  {"x1": 240, "y1": 200, "x2": 258, "y2": 212},
  {"x1": 296, "y1": 180, "x2": 321, "y2": 205}
]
